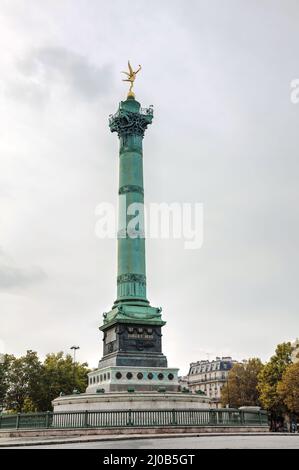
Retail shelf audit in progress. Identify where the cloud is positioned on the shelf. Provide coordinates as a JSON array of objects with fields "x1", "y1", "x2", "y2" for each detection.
[
  {"x1": 1, "y1": 1, "x2": 299, "y2": 371},
  {"x1": 0, "y1": 248, "x2": 47, "y2": 290},
  {"x1": 6, "y1": 46, "x2": 114, "y2": 105}
]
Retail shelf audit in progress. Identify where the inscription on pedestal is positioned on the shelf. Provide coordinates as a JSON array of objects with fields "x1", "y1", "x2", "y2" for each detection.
[
  {"x1": 106, "y1": 328, "x2": 116, "y2": 343},
  {"x1": 100, "y1": 322, "x2": 167, "y2": 368}
]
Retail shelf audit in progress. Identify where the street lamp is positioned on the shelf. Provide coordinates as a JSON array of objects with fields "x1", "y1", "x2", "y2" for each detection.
[
  {"x1": 226, "y1": 373, "x2": 242, "y2": 408},
  {"x1": 70, "y1": 345, "x2": 80, "y2": 364},
  {"x1": 226, "y1": 377, "x2": 231, "y2": 408},
  {"x1": 70, "y1": 346, "x2": 80, "y2": 387}
]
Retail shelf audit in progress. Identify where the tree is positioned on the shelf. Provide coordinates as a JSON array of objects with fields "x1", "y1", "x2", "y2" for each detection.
[
  {"x1": 257, "y1": 342, "x2": 293, "y2": 428},
  {"x1": 277, "y1": 362, "x2": 299, "y2": 414},
  {"x1": 2, "y1": 350, "x2": 90, "y2": 412},
  {"x1": 0, "y1": 354, "x2": 15, "y2": 410},
  {"x1": 5, "y1": 351, "x2": 43, "y2": 412},
  {"x1": 39, "y1": 352, "x2": 90, "y2": 411},
  {"x1": 221, "y1": 358, "x2": 263, "y2": 408}
]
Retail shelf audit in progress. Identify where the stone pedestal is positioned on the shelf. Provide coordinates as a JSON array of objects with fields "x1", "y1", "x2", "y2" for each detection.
[
  {"x1": 86, "y1": 366, "x2": 179, "y2": 393},
  {"x1": 53, "y1": 392, "x2": 210, "y2": 413},
  {"x1": 99, "y1": 309, "x2": 167, "y2": 369}
]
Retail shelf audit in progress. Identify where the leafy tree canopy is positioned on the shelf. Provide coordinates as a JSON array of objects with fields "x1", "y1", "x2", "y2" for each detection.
[
  {"x1": 221, "y1": 358, "x2": 263, "y2": 408},
  {"x1": 3, "y1": 351, "x2": 90, "y2": 412},
  {"x1": 257, "y1": 342, "x2": 293, "y2": 414},
  {"x1": 277, "y1": 362, "x2": 299, "y2": 414}
]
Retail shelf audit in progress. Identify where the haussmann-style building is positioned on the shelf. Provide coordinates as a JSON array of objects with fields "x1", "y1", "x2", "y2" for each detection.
[{"x1": 187, "y1": 357, "x2": 240, "y2": 407}]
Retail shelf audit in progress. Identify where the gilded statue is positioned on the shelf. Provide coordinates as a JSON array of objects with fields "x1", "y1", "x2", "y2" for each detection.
[{"x1": 122, "y1": 61, "x2": 141, "y2": 98}]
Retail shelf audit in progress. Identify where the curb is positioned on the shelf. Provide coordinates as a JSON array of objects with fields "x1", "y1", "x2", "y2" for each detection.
[{"x1": 0, "y1": 432, "x2": 293, "y2": 448}]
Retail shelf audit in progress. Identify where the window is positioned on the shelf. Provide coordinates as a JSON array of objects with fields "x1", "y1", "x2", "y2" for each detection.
[
  {"x1": 126, "y1": 372, "x2": 133, "y2": 380},
  {"x1": 137, "y1": 372, "x2": 143, "y2": 380}
]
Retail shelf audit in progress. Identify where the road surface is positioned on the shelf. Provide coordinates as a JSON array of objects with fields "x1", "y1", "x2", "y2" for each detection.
[{"x1": 5, "y1": 435, "x2": 299, "y2": 449}]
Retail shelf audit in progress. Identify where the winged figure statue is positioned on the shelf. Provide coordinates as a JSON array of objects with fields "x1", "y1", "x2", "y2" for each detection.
[{"x1": 121, "y1": 61, "x2": 142, "y2": 97}]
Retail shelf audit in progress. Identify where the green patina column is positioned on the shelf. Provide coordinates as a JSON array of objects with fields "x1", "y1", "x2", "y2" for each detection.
[
  {"x1": 100, "y1": 95, "x2": 165, "y2": 333},
  {"x1": 84, "y1": 65, "x2": 182, "y2": 389},
  {"x1": 111, "y1": 96, "x2": 151, "y2": 306},
  {"x1": 98, "y1": 93, "x2": 168, "y2": 370}
]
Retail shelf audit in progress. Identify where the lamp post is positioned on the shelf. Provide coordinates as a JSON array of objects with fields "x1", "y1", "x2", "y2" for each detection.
[
  {"x1": 226, "y1": 373, "x2": 242, "y2": 408},
  {"x1": 226, "y1": 376, "x2": 231, "y2": 408},
  {"x1": 235, "y1": 374, "x2": 242, "y2": 405},
  {"x1": 70, "y1": 346, "x2": 80, "y2": 387}
]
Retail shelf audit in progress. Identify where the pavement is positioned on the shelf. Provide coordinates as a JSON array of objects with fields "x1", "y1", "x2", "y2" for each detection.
[{"x1": 1, "y1": 433, "x2": 299, "y2": 449}]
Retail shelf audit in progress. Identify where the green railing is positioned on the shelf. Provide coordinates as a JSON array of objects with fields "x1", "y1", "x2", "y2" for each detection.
[{"x1": 0, "y1": 409, "x2": 268, "y2": 430}]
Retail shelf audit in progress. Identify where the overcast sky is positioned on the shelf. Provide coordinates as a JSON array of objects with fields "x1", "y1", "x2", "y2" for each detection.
[{"x1": 0, "y1": 0, "x2": 298, "y2": 374}]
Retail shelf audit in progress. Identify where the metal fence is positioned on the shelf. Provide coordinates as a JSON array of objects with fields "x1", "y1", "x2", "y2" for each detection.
[{"x1": 0, "y1": 409, "x2": 268, "y2": 430}]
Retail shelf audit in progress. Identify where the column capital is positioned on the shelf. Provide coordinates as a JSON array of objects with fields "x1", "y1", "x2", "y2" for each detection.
[{"x1": 109, "y1": 98, "x2": 153, "y2": 138}]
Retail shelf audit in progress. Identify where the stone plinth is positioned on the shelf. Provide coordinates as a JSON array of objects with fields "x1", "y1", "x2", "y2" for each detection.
[
  {"x1": 52, "y1": 392, "x2": 210, "y2": 413},
  {"x1": 99, "y1": 320, "x2": 167, "y2": 370},
  {"x1": 87, "y1": 366, "x2": 179, "y2": 393}
]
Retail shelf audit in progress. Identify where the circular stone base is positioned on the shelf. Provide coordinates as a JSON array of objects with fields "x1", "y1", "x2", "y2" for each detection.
[{"x1": 53, "y1": 392, "x2": 210, "y2": 412}]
